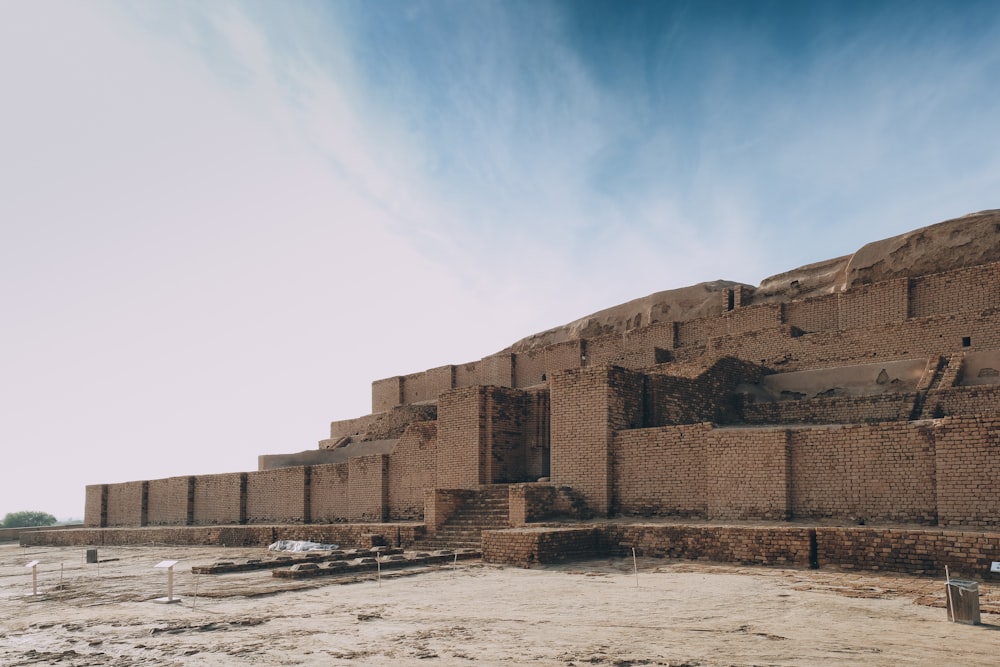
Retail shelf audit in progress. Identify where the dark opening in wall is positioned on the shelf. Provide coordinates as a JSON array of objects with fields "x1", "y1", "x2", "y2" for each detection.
[
  {"x1": 541, "y1": 373, "x2": 546, "y2": 381},
  {"x1": 726, "y1": 289, "x2": 735, "y2": 311},
  {"x1": 962, "y1": 336, "x2": 972, "y2": 348}
]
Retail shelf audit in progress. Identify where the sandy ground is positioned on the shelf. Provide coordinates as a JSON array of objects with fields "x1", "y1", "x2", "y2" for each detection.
[{"x1": 1, "y1": 543, "x2": 998, "y2": 666}]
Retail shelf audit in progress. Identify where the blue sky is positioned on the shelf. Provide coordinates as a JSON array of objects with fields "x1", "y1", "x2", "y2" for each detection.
[{"x1": 1, "y1": 0, "x2": 998, "y2": 519}]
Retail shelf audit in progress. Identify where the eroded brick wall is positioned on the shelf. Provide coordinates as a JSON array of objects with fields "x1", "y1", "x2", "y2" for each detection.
[
  {"x1": 146, "y1": 476, "x2": 192, "y2": 526},
  {"x1": 789, "y1": 422, "x2": 937, "y2": 524},
  {"x1": 551, "y1": 366, "x2": 643, "y2": 515},
  {"x1": 347, "y1": 454, "x2": 388, "y2": 522},
  {"x1": 310, "y1": 462, "x2": 349, "y2": 522},
  {"x1": 739, "y1": 393, "x2": 919, "y2": 425},
  {"x1": 245, "y1": 467, "x2": 308, "y2": 524},
  {"x1": 106, "y1": 481, "x2": 145, "y2": 527},
  {"x1": 935, "y1": 417, "x2": 1000, "y2": 528},
  {"x1": 193, "y1": 473, "x2": 244, "y2": 525},
  {"x1": 387, "y1": 422, "x2": 437, "y2": 520}
]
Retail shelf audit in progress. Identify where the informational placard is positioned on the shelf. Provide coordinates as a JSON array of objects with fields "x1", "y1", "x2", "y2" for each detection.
[{"x1": 990, "y1": 561, "x2": 1000, "y2": 573}]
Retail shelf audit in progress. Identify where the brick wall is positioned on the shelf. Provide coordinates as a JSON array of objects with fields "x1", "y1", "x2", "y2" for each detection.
[
  {"x1": 482, "y1": 527, "x2": 600, "y2": 566},
  {"x1": 522, "y1": 387, "x2": 550, "y2": 480},
  {"x1": 783, "y1": 293, "x2": 839, "y2": 333},
  {"x1": 707, "y1": 428, "x2": 790, "y2": 520},
  {"x1": 478, "y1": 352, "x2": 513, "y2": 387},
  {"x1": 453, "y1": 361, "x2": 480, "y2": 388},
  {"x1": 910, "y1": 263, "x2": 1000, "y2": 319},
  {"x1": 106, "y1": 481, "x2": 145, "y2": 527},
  {"x1": 508, "y1": 483, "x2": 589, "y2": 525},
  {"x1": 371, "y1": 376, "x2": 403, "y2": 412},
  {"x1": 613, "y1": 424, "x2": 710, "y2": 517},
  {"x1": 647, "y1": 357, "x2": 764, "y2": 426},
  {"x1": 85, "y1": 484, "x2": 106, "y2": 527},
  {"x1": 838, "y1": 279, "x2": 909, "y2": 329},
  {"x1": 551, "y1": 366, "x2": 644, "y2": 515},
  {"x1": 676, "y1": 316, "x2": 728, "y2": 347},
  {"x1": 146, "y1": 476, "x2": 192, "y2": 526},
  {"x1": 423, "y1": 488, "x2": 475, "y2": 533},
  {"x1": 545, "y1": 340, "x2": 584, "y2": 375},
  {"x1": 329, "y1": 404, "x2": 436, "y2": 441},
  {"x1": 739, "y1": 392, "x2": 919, "y2": 425},
  {"x1": 310, "y1": 462, "x2": 349, "y2": 522},
  {"x1": 513, "y1": 347, "x2": 547, "y2": 388},
  {"x1": 606, "y1": 524, "x2": 813, "y2": 567},
  {"x1": 387, "y1": 422, "x2": 437, "y2": 520},
  {"x1": 436, "y1": 386, "x2": 486, "y2": 488},
  {"x1": 347, "y1": 454, "x2": 387, "y2": 522},
  {"x1": 402, "y1": 365, "x2": 455, "y2": 405},
  {"x1": 924, "y1": 385, "x2": 1000, "y2": 420},
  {"x1": 725, "y1": 303, "x2": 783, "y2": 335},
  {"x1": 935, "y1": 416, "x2": 1000, "y2": 528},
  {"x1": 789, "y1": 422, "x2": 937, "y2": 524},
  {"x1": 485, "y1": 386, "x2": 529, "y2": 483},
  {"x1": 245, "y1": 467, "x2": 308, "y2": 524},
  {"x1": 192, "y1": 473, "x2": 244, "y2": 525}
]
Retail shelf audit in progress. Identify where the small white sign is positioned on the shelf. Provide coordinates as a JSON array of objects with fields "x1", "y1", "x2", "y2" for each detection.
[
  {"x1": 155, "y1": 560, "x2": 178, "y2": 569},
  {"x1": 991, "y1": 561, "x2": 1000, "y2": 573},
  {"x1": 25, "y1": 560, "x2": 39, "y2": 568}
]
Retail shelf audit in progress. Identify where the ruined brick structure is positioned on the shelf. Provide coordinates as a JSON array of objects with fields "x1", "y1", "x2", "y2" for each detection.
[{"x1": 70, "y1": 210, "x2": 1000, "y2": 575}]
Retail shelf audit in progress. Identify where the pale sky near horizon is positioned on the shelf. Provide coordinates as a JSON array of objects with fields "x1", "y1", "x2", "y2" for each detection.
[{"x1": 2, "y1": 1, "x2": 999, "y2": 520}]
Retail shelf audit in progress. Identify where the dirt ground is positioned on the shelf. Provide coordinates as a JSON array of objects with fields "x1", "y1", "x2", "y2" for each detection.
[{"x1": 1, "y1": 543, "x2": 997, "y2": 666}]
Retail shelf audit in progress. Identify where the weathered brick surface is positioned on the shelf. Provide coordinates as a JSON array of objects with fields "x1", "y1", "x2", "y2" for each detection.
[
  {"x1": 508, "y1": 483, "x2": 589, "y2": 525},
  {"x1": 371, "y1": 376, "x2": 403, "y2": 413},
  {"x1": 482, "y1": 527, "x2": 601, "y2": 566},
  {"x1": 838, "y1": 279, "x2": 909, "y2": 329},
  {"x1": 789, "y1": 422, "x2": 937, "y2": 524},
  {"x1": 387, "y1": 422, "x2": 437, "y2": 520},
  {"x1": 613, "y1": 424, "x2": 710, "y2": 518},
  {"x1": 551, "y1": 367, "x2": 643, "y2": 515},
  {"x1": 146, "y1": 476, "x2": 192, "y2": 526},
  {"x1": 245, "y1": 467, "x2": 308, "y2": 524},
  {"x1": 329, "y1": 404, "x2": 436, "y2": 442},
  {"x1": 935, "y1": 417, "x2": 1000, "y2": 528},
  {"x1": 106, "y1": 481, "x2": 144, "y2": 527},
  {"x1": 707, "y1": 428, "x2": 790, "y2": 521},
  {"x1": 85, "y1": 484, "x2": 105, "y2": 527},
  {"x1": 739, "y1": 393, "x2": 919, "y2": 425},
  {"x1": 310, "y1": 462, "x2": 349, "y2": 522},
  {"x1": 436, "y1": 386, "x2": 486, "y2": 488},
  {"x1": 909, "y1": 264, "x2": 1000, "y2": 319},
  {"x1": 348, "y1": 454, "x2": 387, "y2": 522},
  {"x1": 784, "y1": 293, "x2": 839, "y2": 333},
  {"x1": 607, "y1": 524, "x2": 813, "y2": 567},
  {"x1": 193, "y1": 473, "x2": 244, "y2": 525}
]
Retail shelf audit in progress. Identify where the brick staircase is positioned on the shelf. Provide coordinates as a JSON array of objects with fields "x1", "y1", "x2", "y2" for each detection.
[{"x1": 415, "y1": 486, "x2": 510, "y2": 550}]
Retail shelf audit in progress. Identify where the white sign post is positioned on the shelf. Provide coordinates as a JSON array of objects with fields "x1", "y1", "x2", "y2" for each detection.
[
  {"x1": 25, "y1": 560, "x2": 40, "y2": 596},
  {"x1": 153, "y1": 560, "x2": 181, "y2": 604}
]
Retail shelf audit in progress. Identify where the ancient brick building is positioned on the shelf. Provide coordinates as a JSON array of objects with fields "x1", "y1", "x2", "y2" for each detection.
[{"x1": 70, "y1": 210, "x2": 1000, "y2": 575}]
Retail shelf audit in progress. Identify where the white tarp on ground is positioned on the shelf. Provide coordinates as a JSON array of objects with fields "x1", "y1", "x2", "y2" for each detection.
[{"x1": 267, "y1": 540, "x2": 340, "y2": 552}]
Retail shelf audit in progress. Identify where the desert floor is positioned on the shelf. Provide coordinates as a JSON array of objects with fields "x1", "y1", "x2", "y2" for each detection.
[{"x1": 1, "y1": 543, "x2": 998, "y2": 666}]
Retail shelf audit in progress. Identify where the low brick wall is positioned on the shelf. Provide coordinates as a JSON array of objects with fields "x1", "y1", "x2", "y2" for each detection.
[
  {"x1": 20, "y1": 523, "x2": 426, "y2": 549},
  {"x1": 483, "y1": 522, "x2": 1000, "y2": 581},
  {"x1": 605, "y1": 524, "x2": 813, "y2": 567},
  {"x1": 816, "y1": 526, "x2": 1000, "y2": 578},
  {"x1": 483, "y1": 527, "x2": 601, "y2": 566}
]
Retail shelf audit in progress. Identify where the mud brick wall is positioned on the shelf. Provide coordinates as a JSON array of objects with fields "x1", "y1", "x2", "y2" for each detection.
[
  {"x1": 613, "y1": 424, "x2": 710, "y2": 517},
  {"x1": 789, "y1": 422, "x2": 937, "y2": 524},
  {"x1": 106, "y1": 481, "x2": 145, "y2": 527},
  {"x1": 605, "y1": 524, "x2": 813, "y2": 567},
  {"x1": 838, "y1": 279, "x2": 909, "y2": 329},
  {"x1": 371, "y1": 376, "x2": 403, "y2": 413},
  {"x1": 816, "y1": 527, "x2": 1000, "y2": 579},
  {"x1": 146, "y1": 476, "x2": 192, "y2": 526},
  {"x1": 707, "y1": 428, "x2": 790, "y2": 520},
  {"x1": 647, "y1": 357, "x2": 764, "y2": 426},
  {"x1": 909, "y1": 263, "x2": 1000, "y2": 319},
  {"x1": 551, "y1": 366, "x2": 644, "y2": 515},
  {"x1": 676, "y1": 316, "x2": 728, "y2": 347},
  {"x1": 329, "y1": 404, "x2": 436, "y2": 442},
  {"x1": 484, "y1": 386, "x2": 529, "y2": 483},
  {"x1": 482, "y1": 527, "x2": 601, "y2": 566},
  {"x1": 347, "y1": 454, "x2": 387, "y2": 522},
  {"x1": 583, "y1": 333, "x2": 628, "y2": 367},
  {"x1": 245, "y1": 467, "x2": 308, "y2": 524},
  {"x1": 387, "y1": 422, "x2": 437, "y2": 520},
  {"x1": 738, "y1": 393, "x2": 919, "y2": 425},
  {"x1": 85, "y1": 484, "x2": 106, "y2": 527},
  {"x1": 935, "y1": 417, "x2": 1000, "y2": 528},
  {"x1": 783, "y1": 293, "x2": 839, "y2": 334},
  {"x1": 424, "y1": 488, "x2": 475, "y2": 533},
  {"x1": 478, "y1": 351, "x2": 513, "y2": 387},
  {"x1": 924, "y1": 385, "x2": 1000, "y2": 419},
  {"x1": 724, "y1": 303, "x2": 783, "y2": 335},
  {"x1": 453, "y1": 361, "x2": 480, "y2": 388},
  {"x1": 193, "y1": 473, "x2": 244, "y2": 525},
  {"x1": 508, "y1": 483, "x2": 589, "y2": 525},
  {"x1": 522, "y1": 387, "x2": 550, "y2": 480},
  {"x1": 436, "y1": 386, "x2": 487, "y2": 488},
  {"x1": 513, "y1": 347, "x2": 547, "y2": 388},
  {"x1": 403, "y1": 365, "x2": 455, "y2": 405},
  {"x1": 545, "y1": 340, "x2": 584, "y2": 375},
  {"x1": 310, "y1": 462, "x2": 350, "y2": 522}
]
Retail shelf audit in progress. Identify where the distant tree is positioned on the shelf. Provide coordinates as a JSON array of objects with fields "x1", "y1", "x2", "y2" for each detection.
[{"x1": 2, "y1": 511, "x2": 58, "y2": 528}]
